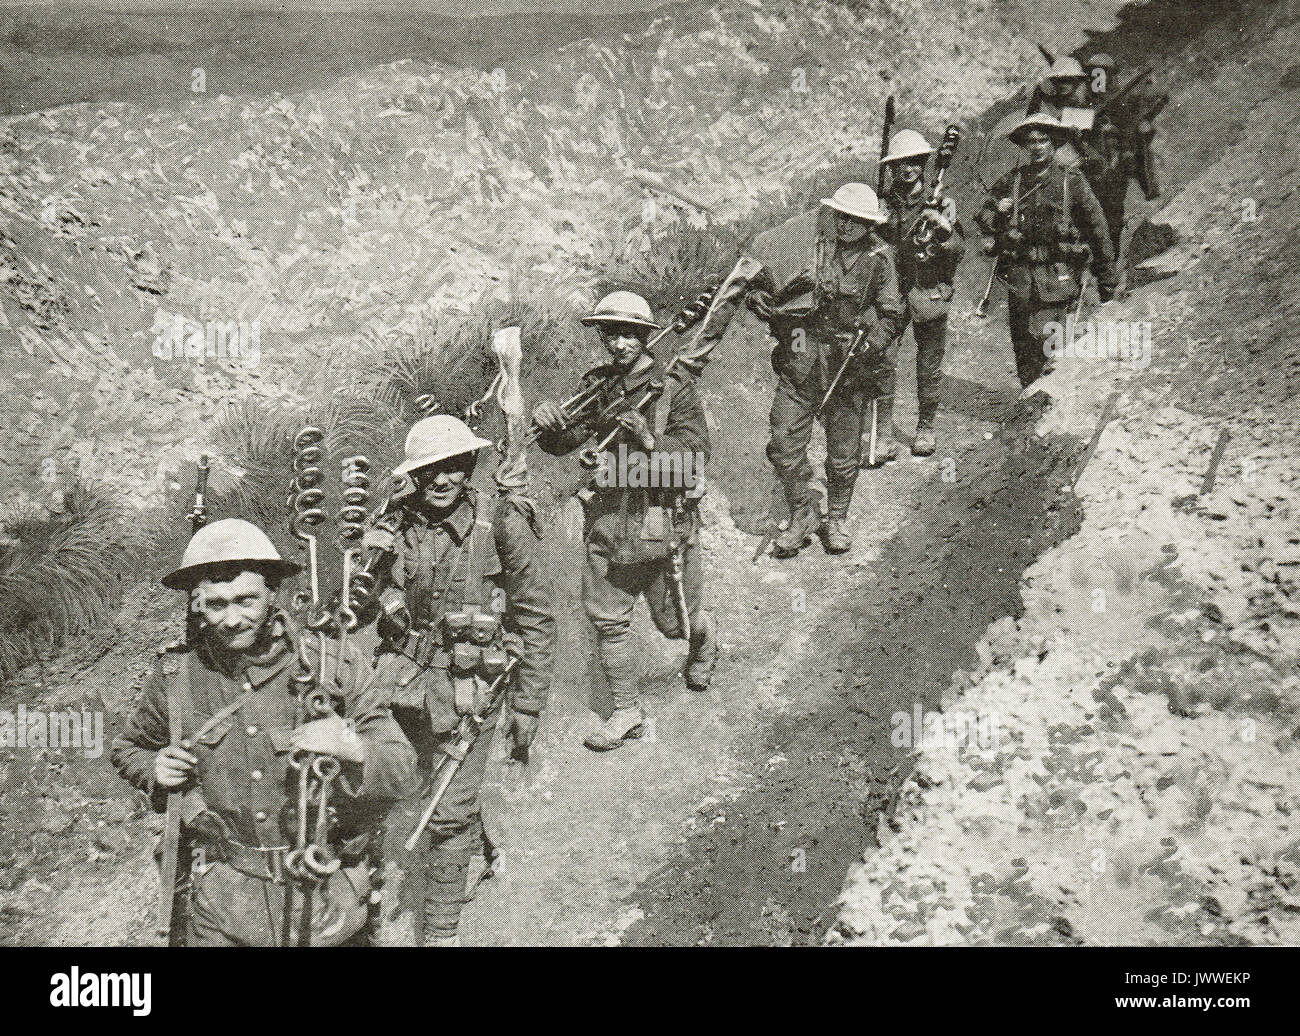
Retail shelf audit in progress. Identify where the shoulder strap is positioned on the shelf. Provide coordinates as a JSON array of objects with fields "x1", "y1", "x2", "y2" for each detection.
[
  {"x1": 189, "y1": 676, "x2": 257, "y2": 748},
  {"x1": 1012, "y1": 170, "x2": 1022, "y2": 221},
  {"x1": 653, "y1": 375, "x2": 680, "y2": 436},
  {"x1": 165, "y1": 656, "x2": 186, "y2": 750}
]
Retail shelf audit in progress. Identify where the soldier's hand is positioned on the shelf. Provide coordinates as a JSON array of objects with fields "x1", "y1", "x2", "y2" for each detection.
[
  {"x1": 155, "y1": 745, "x2": 198, "y2": 789},
  {"x1": 290, "y1": 715, "x2": 367, "y2": 765},
  {"x1": 531, "y1": 400, "x2": 567, "y2": 432},
  {"x1": 996, "y1": 197, "x2": 1014, "y2": 215},
  {"x1": 939, "y1": 196, "x2": 958, "y2": 223},
  {"x1": 506, "y1": 710, "x2": 538, "y2": 763},
  {"x1": 362, "y1": 525, "x2": 395, "y2": 554},
  {"x1": 615, "y1": 408, "x2": 654, "y2": 449},
  {"x1": 746, "y1": 289, "x2": 776, "y2": 320}
]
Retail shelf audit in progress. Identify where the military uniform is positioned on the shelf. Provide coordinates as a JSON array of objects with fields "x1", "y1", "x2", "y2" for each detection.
[
  {"x1": 711, "y1": 208, "x2": 903, "y2": 523},
  {"x1": 111, "y1": 613, "x2": 416, "y2": 946},
  {"x1": 880, "y1": 183, "x2": 966, "y2": 436},
  {"x1": 977, "y1": 161, "x2": 1117, "y2": 386},
  {"x1": 1092, "y1": 75, "x2": 1169, "y2": 255},
  {"x1": 365, "y1": 485, "x2": 553, "y2": 944},
  {"x1": 537, "y1": 355, "x2": 711, "y2": 715}
]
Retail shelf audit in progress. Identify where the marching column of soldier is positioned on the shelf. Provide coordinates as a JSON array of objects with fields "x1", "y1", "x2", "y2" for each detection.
[{"x1": 111, "y1": 46, "x2": 1165, "y2": 946}]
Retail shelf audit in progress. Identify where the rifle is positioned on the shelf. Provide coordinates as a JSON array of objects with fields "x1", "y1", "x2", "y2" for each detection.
[
  {"x1": 405, "y1": 657, "x2": 520, "y2": 852},
  {"x1": 528, "y1": 288, "x2": 716, "y2": 451},
  {"x1": 876, "y1": 95, "x2": 896, "y2": 197},
  {"x1": 1037, "y1": 44, "x2": 1055, "y2": 66},
  {"x1": 571, "y1": 289, "x2": 718, "y2": 469},
  {"x1": 156, "y1": 455, "x2": 210, "y2": 941},
  {"x1": 907, "y1": 124, "x2": 962, "y2": 259},
  {"x1": 975, "y1": 256, "x2": 999, "y2": 318},
  {"x1": 1093, "y1": 67, "x2": 1155, "y2": 121}
]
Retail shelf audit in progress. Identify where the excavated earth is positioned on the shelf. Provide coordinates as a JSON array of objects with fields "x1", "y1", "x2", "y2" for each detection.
[{"x1": 6, "y1": 0, "x2": 1290, "y2": 947}]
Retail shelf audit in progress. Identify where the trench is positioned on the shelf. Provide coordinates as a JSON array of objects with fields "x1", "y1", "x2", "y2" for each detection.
[{"x1": 619, "y1": 392, "x2": 1084, "y2": 945}]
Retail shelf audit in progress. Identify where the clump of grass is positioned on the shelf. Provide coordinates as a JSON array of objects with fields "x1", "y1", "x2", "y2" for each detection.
[
  {"x1": 0, "y1": 479, "x2": 135, "y2": 683},
  {"x1": 359, "y1": 282, "x2": 587, "y2": 431},
  {"x1": 592, "y1": 220, "x2": 741, "y2": 315}
]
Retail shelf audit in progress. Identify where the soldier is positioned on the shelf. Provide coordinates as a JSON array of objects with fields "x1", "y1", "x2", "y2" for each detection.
[
  {"x1": 976, "y1": 111, "x2": 1117, "y2": 388},
  {"x1": 1029, "y1": 54, "x2": 1102, "y2": 177},
  {"x1": 1086, "y1": 52, "x2": 1169, "y2": 258},
  {"x1": 360, "y1": 414, "x2": 554, "y2": 946},
  {"x1": 700, "y1": 183, "x2": 904, "y2": 556},
  {"x1": 531, "y1": 291, "x2": 718, "y2": 752},
  {"x1": 877, "y1": 129, "x2": 967, "y2": 457},
  {"x1": 111, "y1": 518, "x2": 417, "y2": 946},
  {"x1": 1029, "y1": 55, "x2": 1093, "y2": 116}
]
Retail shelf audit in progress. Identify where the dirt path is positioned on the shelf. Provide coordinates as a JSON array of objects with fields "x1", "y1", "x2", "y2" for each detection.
[{"x1": 461, "y1": 294, "x2": 1084, "y2": 944}]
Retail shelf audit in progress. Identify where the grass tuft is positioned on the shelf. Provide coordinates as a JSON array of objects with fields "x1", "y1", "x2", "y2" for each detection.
[{"x1": 0, "y1": 479, "x2": 135, "y2": 683}]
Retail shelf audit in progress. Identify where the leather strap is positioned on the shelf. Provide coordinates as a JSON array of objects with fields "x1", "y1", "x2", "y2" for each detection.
[{"x1": 191, "y1": 677, "x2": 257, "y2": 746}]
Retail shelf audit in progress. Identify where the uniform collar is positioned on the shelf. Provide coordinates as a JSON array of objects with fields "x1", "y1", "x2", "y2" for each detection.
[
  {"x1": 617, "y1": 352, "x2": 661, "y2": 393},
  {"x1": 892, "y1": 181, "x2": 925, "y2": 207},
  {"x1": 198, "y1": 610, "x2": 297, "y2": 686},
  {"x1": 411, "y1": 489, "x2": 477, "y2": 544}
]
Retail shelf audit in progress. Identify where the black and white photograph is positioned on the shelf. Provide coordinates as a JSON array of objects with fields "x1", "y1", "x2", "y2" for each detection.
[{"x1": 0, "y1": 0, "x2": 1294, "y2": 1012}]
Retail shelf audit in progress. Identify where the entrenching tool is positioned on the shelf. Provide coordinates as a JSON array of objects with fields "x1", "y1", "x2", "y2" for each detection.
[
  {"x1": 1073, "y1": 267, "x2": 1092, "y2": 326},
  {"x1": 156, "y1": 454, "x2": 211, "y2": 941},
  {"x1": 669, "y1": 540, "x2": 691, "y2": 645},
  {"x1": 975, "y1": 256, "x2": 999, "y2": 318},
  {"x1": 405, "y1": 657, "x2": 521, "y2": 853},
  {"x1": 814, "y1": 330, "x2": 867, "y2": 419}
]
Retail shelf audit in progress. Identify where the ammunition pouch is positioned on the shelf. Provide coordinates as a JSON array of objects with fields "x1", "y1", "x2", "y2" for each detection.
[
  {"x1": 396, "y1": 609, "x2": 509, "y2": 717},
  {"x1": 1054, "y1": 240, "x2": 1092, "y2": 264}
]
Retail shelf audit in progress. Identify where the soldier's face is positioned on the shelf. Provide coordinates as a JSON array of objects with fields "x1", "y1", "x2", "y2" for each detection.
[
  {"x1": 597, "y1": 323, "x2": 649, "y2": 371},
  {"x1": 1021, "y1": 129, "x2": 1056, "y2": 166},
  {"x1": 416, "y1": 455, "x2": 472, "y2": 512},
  {"x1": 193, "y1": 570, "x2": 273, "y2": 654},
  {"x1": 834, "y1": 211, "x2": 870, "y2": 243},
  {"x1": 895, "y1": 158, "x2": 926, "y2": 186}
]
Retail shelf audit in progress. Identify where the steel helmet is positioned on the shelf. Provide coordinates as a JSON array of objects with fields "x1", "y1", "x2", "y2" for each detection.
[
  {"x1": 162, "y1": 518, "x2": 300, "y2": 590},
  {"x1": 580, "y1": 291, "x2": 661, "y2": 330},
  {"x1": 1047, "y1": 55, "x2": 1085, "y2": 80},
  {"x1": 880, "y1": 129, "x2": 934, "y2": 165},
  {"x1": 1008, "y1": 109, "x2": 1068, "y2": 145},
  {"x1": 820, "y1": 182, "x2": 885, "y2": 222},
  {"x1": 392, "y1": 414, "x2": 492, "y2": 476},
  {"x1": 1087, "y1": 52, "x2": 1116, "y2": 70}
]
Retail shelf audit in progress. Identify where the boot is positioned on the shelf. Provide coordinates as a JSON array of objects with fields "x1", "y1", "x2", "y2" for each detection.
[
  {"x1": 685, "y1": 611, "x2": 719, "y2": 691},
  {"x1": 822, "y1": 480, "x2": 855, "y2": 554},
  {"x1": 423, "y1": 846, "x2": 470, "y2": 947},
  {"x1": 861, "y1": 397, "x2": 898, "y2": 468},
  {"x1": 583, "y1": 705, "x2": 647, "y2": 752},
  {"x1": 823, "y1": 518, "x2": 852, "y2": 554},
  {"x1": 774, "y1": 501, "x2": 818, "y2": 558},
  {"x1": 912, "y1": 421, "x2": 936, "y2": 457}
]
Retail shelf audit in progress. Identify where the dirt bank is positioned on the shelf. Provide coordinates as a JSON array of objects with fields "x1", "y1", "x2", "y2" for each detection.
[
  {"x1": 2, "y1": 0, "x2": 1165, "y2": 945},
  {"x1": 833, "y1": 0, "x2": 1300, "y2": 947}
]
